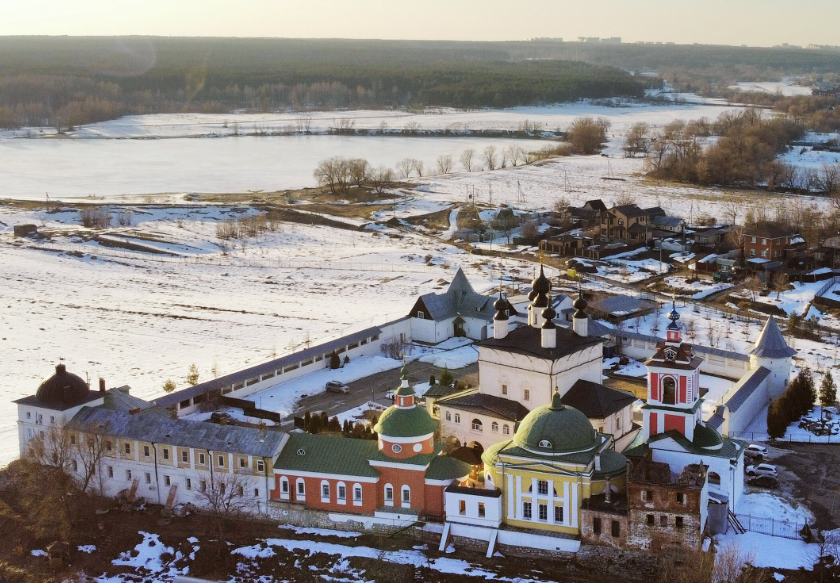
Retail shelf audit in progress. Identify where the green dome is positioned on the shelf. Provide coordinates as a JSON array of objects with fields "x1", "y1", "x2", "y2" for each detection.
[
  {"x1": 512, "y1": 391, "x2": 598, "y2": 454},
  {"x1": 374, "y1": 404, "x2": 437, "y2": 438},
  {"x1": 395, "y1": 384, "x2": 416, "y2": 397}
]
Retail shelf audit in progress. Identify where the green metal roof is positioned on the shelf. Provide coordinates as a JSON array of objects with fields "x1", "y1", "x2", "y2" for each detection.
[
  {"x1": 374, "y1": 404, "x2": 438, "y2": 438},
  {"x1": 273, "y1": 433, "x2": 381, "y2": 478},
  {"x1": 425, "y1": 455, "x2": 472, "y2": 481},
  {"x1": 512, "y1": 391, "x2": 598, "y2": 454}
]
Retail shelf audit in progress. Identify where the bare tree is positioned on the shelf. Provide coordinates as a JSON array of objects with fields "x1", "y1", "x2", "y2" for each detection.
[
  {"x1": 403, "y1": 121, "x2": 420, "y2": 134},
  {"x1": 195, "y1": 470, "x2": 251, "y2": 527},
  {"x1": 26, "y1": 424, "x2": 73, "y2": 471},
  {"x1": 370, "y1": 166, "x2": 395, "y2": 194},
  {"x1": 721, "y1": 200, "x2": 740, "y2": 226},
  {"x1": 412, "y1": 159, "x2": 424, "y2": 178},
  {"x1": 75, "y1": 422, "x2": 111, "y2": 493},
  {"x1": 436, "y1": 154, "x2": 453, "y2": 175},
  {"x1": 820, "y1": 163, "x2": 840, "y2": 195},
  {"x1": 483, "y1": 145, "x2": 498, "y2": 170},
  {"x1": 622, "y1": 122, "x2": 651, "y2": 158},
  {"x1": 313, "y1": 157, "x2": 343, "y2": 194},
  {"x1": 396, "y1": 158, "x2": 414, "y2": 179},
  {"x1": 460, "y1": 148, "x2": 476, "y2": 172},
  {"x1": 347, "y1": 158, "x2": 371, "y2": 188}
]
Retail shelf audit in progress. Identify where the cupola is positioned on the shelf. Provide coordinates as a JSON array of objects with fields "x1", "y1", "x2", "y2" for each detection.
[
  {"x1": 572, "y1": 290, "x2": 589, "y2": 337},
  {"x1": 493, "y1": 289, "x2": 510, "y2": 340}
]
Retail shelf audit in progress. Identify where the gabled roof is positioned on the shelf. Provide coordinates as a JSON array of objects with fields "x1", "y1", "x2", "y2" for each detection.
[
  {"x1": 101, "y1": 387, "x2": 172, "y2": 419},
  {"x1": 481, "y1": 325, "x2": 604, "y2": 361},
  {"x1": 65, "y1": 407, "x2": 286, "y2": 458},
  {"x1": 584, "y1": 199, "x2": 608, "y2": 212},
  {"x1": 426, "y1": 455, "x2": 472, "y2": 480},
  {"x1": 612, "y1": 204, "x2": 647, "y2": 217},
  {"x1": 560, "y1": 380, "x2": 637, "y2": 420},
  {"x1": 411, "y1": 268, "x2": 495, "y2": 321},
  {"x1": 651, "y1": 215, "x2": 684, "y2": 228},
  {"x1": 273, "y1": 432, "x2": 445, "y2": 477},
  {"x1": 744, "y1": 224, "x2": 797, "y2": 239},
  {"x1": 644, "y1": 206, "x2": 667, "y2": 217},
  {"x1": 436, "y1": 389, "x2": 530, "y2": 422},
  {"x1": 723, "y1": 367, "x2": 771, "y2": 413},
  {"x1": 423, "y1": 384, "x2": 463, "y2": 399},
  {"x1": 749, "y1": 318, "x2": 796, "y2": 359}
]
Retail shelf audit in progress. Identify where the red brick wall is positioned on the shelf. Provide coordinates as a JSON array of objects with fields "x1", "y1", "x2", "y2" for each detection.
[
  {"x1": 650, "y1": 373, "x2": 659, "y2": 401},
  {"x1": 424, "y1": 483, "x2": 446, "y2": 516},
  {"x1": 378, "y1": 436, "x2": 435, "y2": 460},
  {"x1": 375, "y1": 465, "x2": 427, "y2": 511},
  {"x1": 650, "y1": 412, "x2": 658, "y2": 436},
  {"x1": 680, "y1": 376, "x2": 687, "y2": 404},
  {"x1": 272, "y1": 474, "x2": 378, "y2": 514}
]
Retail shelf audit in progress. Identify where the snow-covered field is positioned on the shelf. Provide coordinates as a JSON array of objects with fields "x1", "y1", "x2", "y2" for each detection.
[
  {"x1": 729, "y1": 81, "x2": 813, "y2": 97},
  {"x1": 0, "y1": 205, "x2": 538, "y2": 466}
]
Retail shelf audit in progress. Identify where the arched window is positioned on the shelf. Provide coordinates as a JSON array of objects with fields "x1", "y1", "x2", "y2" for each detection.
[
  {"x1": 353, "y1": 483, "x2": 363, "y2": 506},
  {"x1": 384, "y1": 484, "x2": 394, "y2": 506},
  {"x1": 337, "y1": 481, "x2": 347, "y2": 504},
  {"x1": 709, "y1": 472, "x2": 721, "y2": 486},
  {"x1": 491, "y1": 422, "x2": 499, "y2": 433},
  {"x1": 454, "y1": 414, "x2": 461, "y2": 423},
  {"x1": 503, "y1": 424, "x2": 510, "y2": 435},
  {"x1": 296, "y1": 478, "x2": 305, "y2": 500},
  {"x1": 472, "y1": 419, "x2": 483, "y2": 432},
  {"x1": 445, "y1": 411, "x2": 451, "y2": 421},
  {"x1": 662, "y1": 377, "x2": 677, "y2": 405},
  {"x1": 320, "y1": 480, "x2": 330, "y2": 502},
  {"x1": 401, "y1": 485, "x2": 411, "y2": 508},
  {"x1": 280, "y1": 477, "x2": 290, "y2": 499}
]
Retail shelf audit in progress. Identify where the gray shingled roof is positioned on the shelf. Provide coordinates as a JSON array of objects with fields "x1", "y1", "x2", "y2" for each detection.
[
  {"x1": 560, "y1": 380, "x2": 637, "y2": 419},
  {"x1": 592, "y1": 295, "x2": 653, "y2": 316},
  {"x1": 724, "y1": 367, "x2": 771, "y2": 413},
  {"x1": 481, "y1": 325, "x2": 604, "y2": 360},
  {"x1": 101, "y1": 387, "x2": 172, "y2": 418},
  {"x1": 153, "y1": 323, "x2": 389, "y2": 408},
  {"x1": 65, "y1": 407, "x2": 286, "y2": 458},
  {"x1": 652, "y1": 216, "x2": 683, "y2": 228},
  {"x1": 436, "y1": 389, "x2": 531, "y2": 422},
  {"x1": 749, "y1": 318, "x2": 797, "y2": 359},
  {"x1": 413, "y1": 268, "x2": 494, "y2": 321}
]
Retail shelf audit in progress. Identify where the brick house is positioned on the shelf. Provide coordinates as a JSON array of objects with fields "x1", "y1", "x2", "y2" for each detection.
[{"x1": 742, "y1": 225, "x2": 805, "y2": 261}]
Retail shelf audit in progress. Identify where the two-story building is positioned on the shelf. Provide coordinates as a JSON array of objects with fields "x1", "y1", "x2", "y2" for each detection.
[{"x1": 742, "y1": 225, "x2": 805, "y2": 261}]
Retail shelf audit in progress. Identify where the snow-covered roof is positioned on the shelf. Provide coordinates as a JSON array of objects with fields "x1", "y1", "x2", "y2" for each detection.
[{"x1": 412, "y1": 268, "x2": 495, "y2": 322}]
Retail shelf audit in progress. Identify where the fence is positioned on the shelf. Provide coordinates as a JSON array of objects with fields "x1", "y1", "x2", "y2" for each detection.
[
  {"x1": 730, "y1": 431, "x2": 839, "y2": 444},
  {"x1": 734, "y1": 513, "x2": 807, "y2": 540}
]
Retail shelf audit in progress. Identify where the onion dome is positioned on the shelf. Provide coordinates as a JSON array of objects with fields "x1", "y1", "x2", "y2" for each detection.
[
  {"x1": 512, "y1": 390, "x2": 598, "y2": 455},
  {"x1": 35, "y1": 364, "x2": 91, "y2": 405},
  {"x1": 532, "y1": 293, "x2": 549, "y2": 308},
  {"x1": 528, "y1": 289, "x2": 539, "y2": 301},
  {"x1": 573, "y1": 291, "x2": 588, "y2": 319},
  {"x1": 493, "y1": 292, "x2": 509, "y2": 321},
  {"x1": 531, "y1": 265, "x2": 551, "y2": 294},
  {"x1": 668, "y1": 298, "x2": 680, "y2": 324},
  {"x1": 541, "y1": 304, "x2": 557, "y2": 328}
]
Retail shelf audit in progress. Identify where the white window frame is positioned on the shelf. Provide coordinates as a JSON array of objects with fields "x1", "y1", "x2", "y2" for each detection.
[
  {"x1": 337, "y1": 481, "x2": 347, "y2": 505},
  {"x1": 321, "y1": 480, "x2": 331, "y2": 503},
  {"x1": 280, "y1": 477, "x2": 290, "y2": 500},
  {"x1": 296, "y1": 478, "x2": 306, "y2": 500},
  {"x1": 257, "y1": 460, "x2": 265, "y2": 473},
  {"x1": 401, "y1": 485, "x2": 411, "y2": 508},
  {"x1": 503, "y1": 424, "x2": 510, "y2": 435},
  {"x1": 491, "y1": 422, "x2": 499, "y2": 433},
  {"x1": 353, "y1": 483, "x2": 363, "y2": 506},
  {"x1": 445, "y1": 411, "x2": 451, "y2": 421},
  {"x1": 454, "y1": 413, "x2": 461, "y2": 424},
  {"x1": 471, "y1": 419, "x2": 483, "y2": 432},
  {"x1": 384, "y1": 483, "x2": 394, "y2": 506}
]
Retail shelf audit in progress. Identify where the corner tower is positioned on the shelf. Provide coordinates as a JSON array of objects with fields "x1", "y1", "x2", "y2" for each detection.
[
  {"x1": 749, "y1": 317, "x2": 796, "y2": 400},
  {"x1": 643, "y1": 301, "x2": 703, "y2": 442}
]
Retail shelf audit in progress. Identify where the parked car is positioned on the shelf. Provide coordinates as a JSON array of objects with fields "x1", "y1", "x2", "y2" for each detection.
[
  {"x1": 210, "y1": 411, "x2": 234, "y2": 424},
  {"x1": 744, "y1": 444, "x2": 767, "y2": 460},
  {"x1": 747, "y1": 475, "x2": 779, "y2": 489},
  {"x1": 746, "y1": 463, "x2": 777, "y2": 477},
  {"x1": 326, "y1": 380, "x2": 350, "y2": 394}
]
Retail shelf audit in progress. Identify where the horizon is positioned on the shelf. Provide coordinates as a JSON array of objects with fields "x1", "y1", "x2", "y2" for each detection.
[{"x1": 3, "y1": 0, "x2": 839, "y2": 48}]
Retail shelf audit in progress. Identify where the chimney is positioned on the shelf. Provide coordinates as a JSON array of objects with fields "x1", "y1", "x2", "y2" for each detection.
[
  {"x1": 99, "y1": 378, "x2": 106, "y2": 392},
  {"x1": 128, "y1": 407, "x2": 142, "y2": 415}
]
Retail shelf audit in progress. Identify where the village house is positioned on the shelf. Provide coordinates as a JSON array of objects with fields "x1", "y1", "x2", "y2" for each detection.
[{"x1": 742, "y1": 225, "x2": 805, "y2": 261}]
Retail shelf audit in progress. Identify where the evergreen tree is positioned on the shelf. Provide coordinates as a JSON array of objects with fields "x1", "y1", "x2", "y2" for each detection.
[
  {"x1": 185, "y1": 363, "x2": 200, "y2": 386},
  {"x1": 820, "y1": 370, "x2": 837, "y2": 415},
  {"x1": 303, "y1": 411, "x2": 312, "y2": 432},
  {"x1": 787, "y1": 312, "x2": 801, "y2": 338},
  {"x1": 439, "y1": 367, "x2": 454, "y2": 387},
  {"x1": 429, "y1": 375, "x2": 436, "y2": 386},
  {"x1": 767, "y1": 399, "x2": 788, "y2": 440},
  {"x1": 328, "y1": 416, "x2": 341, "y2": 433},
  {"x1": 329, "y1": 351, "x2": 341, "y2": 369},
  {"x1": 798, "y1": 368, "x2": 817, "y2": 415},
  {"x1": 162, "y1": 379, "x2": 176, "y2": 393},
  {"x1": 344, "y1": 355, "x2": 350, "y2": 365}
]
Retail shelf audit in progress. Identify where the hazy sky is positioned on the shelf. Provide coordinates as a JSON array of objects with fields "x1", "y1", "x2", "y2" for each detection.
[{"x1": 3, "y1": 0, "x2": 838, "y2": 47}]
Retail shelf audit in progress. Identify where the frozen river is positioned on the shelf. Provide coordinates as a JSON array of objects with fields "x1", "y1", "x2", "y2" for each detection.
[{"x1": 0, "y1": 134, "x2": 547, "y2": 199}]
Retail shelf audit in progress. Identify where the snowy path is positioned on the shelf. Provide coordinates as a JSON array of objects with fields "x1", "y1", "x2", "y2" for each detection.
[{"x1": 442, "y1": 207, "x2": 461, "y2": 240}]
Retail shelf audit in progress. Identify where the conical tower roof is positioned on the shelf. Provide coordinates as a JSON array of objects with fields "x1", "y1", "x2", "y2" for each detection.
[{"x1": 749, "y1": 317, "x2": 796, "y2": 358}]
